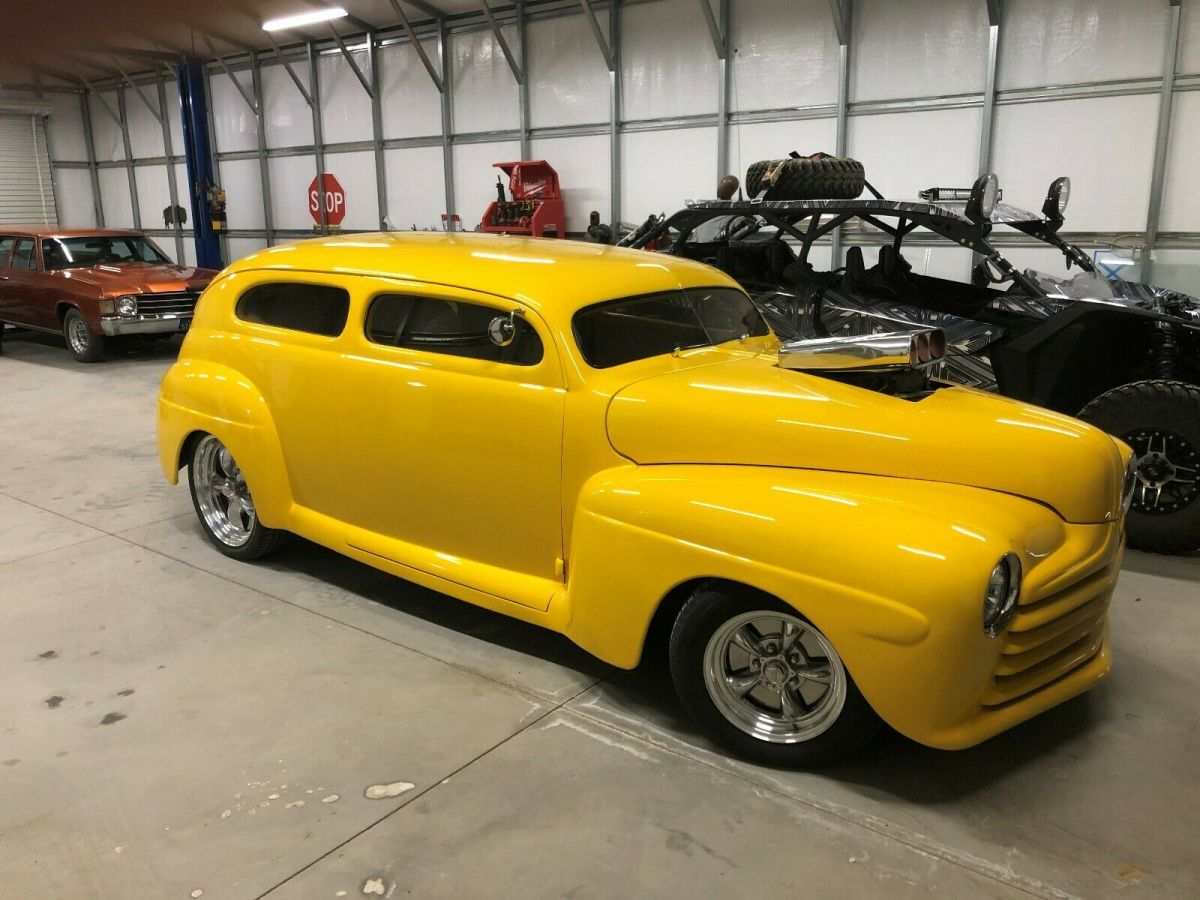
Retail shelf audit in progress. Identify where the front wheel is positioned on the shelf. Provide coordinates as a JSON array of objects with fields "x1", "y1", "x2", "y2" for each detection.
[
  {"x1": 1078, "y1": 380, "x2": 1200, "y2": 554},
  {"x1": 188, "y1": 434, "x2": 288, "y2": 560},
  {"x1": 62, "y1": 308, "x2": 105, "y2": 363},
  {"x1": 669, "y1": 585, "x2": 880, "y2": 768}
]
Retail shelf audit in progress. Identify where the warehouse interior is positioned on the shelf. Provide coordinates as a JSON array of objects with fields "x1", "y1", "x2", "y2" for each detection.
[{"x1": 1, "y1": 0, "x2": 1199, "y2": 897}]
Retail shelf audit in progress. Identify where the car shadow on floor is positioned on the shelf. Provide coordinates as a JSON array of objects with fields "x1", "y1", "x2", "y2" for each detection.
[{"x1": 0, "y1": 328, "x2": 183, "y2": 370}]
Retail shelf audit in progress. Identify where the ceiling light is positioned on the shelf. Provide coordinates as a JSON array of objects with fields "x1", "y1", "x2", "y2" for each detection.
[{"x1": 262, "y1": 6, "x2": 349, "y2": 31}]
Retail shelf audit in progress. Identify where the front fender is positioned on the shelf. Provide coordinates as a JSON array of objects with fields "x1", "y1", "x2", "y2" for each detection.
[
  {"x1": 562, "y1": 464, "x2": 1077, "y2": 742},
  {"x1": 156, "y1": 359, "x2": 292, "y2": 527}
]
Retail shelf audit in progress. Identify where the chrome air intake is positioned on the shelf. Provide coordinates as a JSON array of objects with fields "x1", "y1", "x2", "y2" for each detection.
[{"x1": 778, "y1": 329, "x2": 946, "y2": 372}]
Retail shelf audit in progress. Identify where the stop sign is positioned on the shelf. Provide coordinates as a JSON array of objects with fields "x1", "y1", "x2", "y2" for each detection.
[{"x1": 308, "y1": 172, "x2": 346, "y2": 227}]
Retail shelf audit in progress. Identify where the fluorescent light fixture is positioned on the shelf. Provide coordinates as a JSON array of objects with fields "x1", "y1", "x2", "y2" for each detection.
[{"x1": 263, "y1": 6, "x2": 348, "y2": 31}]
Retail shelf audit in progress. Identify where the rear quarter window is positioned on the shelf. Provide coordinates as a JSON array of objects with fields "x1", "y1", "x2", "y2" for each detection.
[{"x1": 235, "y1": 282, "x2": 350, "y2": 337}]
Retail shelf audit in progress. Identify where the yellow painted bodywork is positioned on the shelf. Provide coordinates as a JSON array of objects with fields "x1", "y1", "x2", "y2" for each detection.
[{"x1": 157, "y1": 232, "x2": 1128, "y2": 750}]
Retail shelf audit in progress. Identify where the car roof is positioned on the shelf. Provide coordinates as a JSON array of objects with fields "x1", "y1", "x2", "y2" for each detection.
[
  {"x1": 223, "y1": 231, "x2": 739, "y2": 323},
  {"x1": 682, "y1": 197, "x2": 974, "y2": 224},
  {"x1": 0, "y1": 227, "x2": 145, "y2": 239}
]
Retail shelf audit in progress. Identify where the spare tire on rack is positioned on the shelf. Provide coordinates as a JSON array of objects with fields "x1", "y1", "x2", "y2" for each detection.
[{"x1": 745, "y1": 155, "x2": 865, "y2": 200}]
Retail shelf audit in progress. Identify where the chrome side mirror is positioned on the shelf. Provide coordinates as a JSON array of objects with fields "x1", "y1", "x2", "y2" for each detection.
[{"x1": 488, "y1": 308, "x2": 524, "y2": 347}]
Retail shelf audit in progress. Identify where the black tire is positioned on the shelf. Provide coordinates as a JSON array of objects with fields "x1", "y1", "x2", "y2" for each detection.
[
  {"x1": 1078, "y1": 379, "x2": 1200, "y2": 554},
  {"x1": 62, "y1": 307, "x2": 105, "y2": 363},
  {"x1": 745, "y1": 156, "x2": 865, "y2": 201},
  {"x1": 668, "y1": 583, "x2": 880, "y2": 768},
  {"x1": 187, "y1": 433, "x2": 289, "y2": 561}
]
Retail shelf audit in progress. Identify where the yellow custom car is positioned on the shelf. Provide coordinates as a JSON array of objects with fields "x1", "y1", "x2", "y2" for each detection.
[{"x1": 157, "y1": 233, "x2": 1133, "y2": 767}]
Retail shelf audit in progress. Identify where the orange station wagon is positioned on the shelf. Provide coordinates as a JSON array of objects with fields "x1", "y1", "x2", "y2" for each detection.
[{"x1": 0, "y1": 227, "x2": 217, "y2": 362}]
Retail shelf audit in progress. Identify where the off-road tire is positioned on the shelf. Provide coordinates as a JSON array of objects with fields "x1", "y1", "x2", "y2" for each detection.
[
  {"x1": 1078, "y1": 379, "x2": 1200, "y2": 554},
  {"x1": 62, "y1": 307, "x2": 105, "y2": 363},
  {"x1": 745, "y1": 156, "x2": 865, "y2": 201},
  {"x1": 668, "y1": 583, "x2": 880, "y2": 768}
]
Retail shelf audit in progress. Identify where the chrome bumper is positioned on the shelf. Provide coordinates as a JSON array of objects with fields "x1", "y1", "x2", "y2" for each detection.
[{"x1": 99, "y1": 314, "x2": 191, "y2": 337}]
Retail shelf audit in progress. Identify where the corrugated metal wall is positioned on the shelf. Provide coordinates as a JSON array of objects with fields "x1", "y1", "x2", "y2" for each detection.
[{"x1": 0, "y1": 112, "x2": 57, "y2": 227}]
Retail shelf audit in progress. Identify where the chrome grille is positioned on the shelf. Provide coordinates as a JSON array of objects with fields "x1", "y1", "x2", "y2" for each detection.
[
  {"x1": 135, "y1": 292, "x2": 198, "y2": 316},
  {"x1": 982, "y1": 558, "x2": 1115, "y2": 708}
]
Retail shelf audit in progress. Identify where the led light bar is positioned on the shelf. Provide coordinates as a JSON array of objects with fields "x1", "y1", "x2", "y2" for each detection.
[
  {"x1": 263, "y1": 6, "x2": 348, "y2": 31},
  {"x1": 920, "y1": 186, "x2": 1004, "y2": 203}
]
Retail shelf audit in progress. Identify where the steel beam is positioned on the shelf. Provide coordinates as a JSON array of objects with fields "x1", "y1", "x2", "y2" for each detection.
[
  {"x1": 307, "y1": 42, "x2": 330, "y2": 233},
  {"x1": 327, "y1": 24, "x2": 375, "y2": 98},
  {"x1": 78, "y1": 74, "x2": 122, "y2": 126},
  {"x1": 830, "y1": 2, "x2": 851, "y2": 267},
  {"x1": 517, "y1": 1, "x2": 531, "y2": 159},
  {"x1": 115, "y1": 61, "x2": 163, "y2": 123},
  {"x1": 697, "y1": 0, "x2": 726, "y2": 57},
  {"x1": 368, "y1": 33, "x2": 389, "y2": 229},
  {"x1": 203, "y1": 65, "x2": 229, "y2": 262},
  {"x1": 479, "y1": 0, "x2": 524, "y2": 83},
  {"x1": 251, "y1": 51, "x2": 277, "y2": 245},
  {"x1": 155, "y1": 76, "x2": 186, "y2": 262},
  {"x1": 204, "y1": 37, "x2": 258, "y2": 112},
  {"x1": 386, "y1": 0, "x2": 445, "y2": 92},
  {"x1": 267, "y1": 33, "x2": 315, "y2": 107},
  {"x1": 1145, "y1": 0, "x2": 1183, "y2": 276},
  {"x1": 401, "y1": 0, "x2": 447, "y2": 21},
  {"x1": 177, "y1": 58, "x2": 222, "y2": 269},
  {"x1": 116, "y1": 86, "x2": 143, "y2": 230},
  {"x1": 439, "y1": 21, "x2": 456, "y2": 223},
  {"x1": 609, "y1": 0, "x2": 620, "y2": 233},
  {"x1": 716, "y1": 0, "x2": 730, "y2": 183},
  {"x1": 828, "y1": 0, "x2": 850, "y2": 47},
  {"x1": 79, "y1": 92, "x2": 105, "y2": 226},
  {"x1": 977, "y1": 3, "x2": 1001, "y2": 176},
  {"x1": 580, "y1": 0, "x2": 616, "y2": 72}
]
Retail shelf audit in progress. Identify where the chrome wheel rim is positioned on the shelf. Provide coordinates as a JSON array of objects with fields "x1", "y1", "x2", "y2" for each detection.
[
  {"x1": 703, "y1": 610, "x2": 847, "y2": 744},
  {"x1": 1124, "y1": 429, "x2": 1199, "y2": 515},
  {"x1": 192, "y1": 436, "x2": 256, "y2": 547},
  {"x1": 66, "y1": 317, "x2": 90, "y2": 355}
]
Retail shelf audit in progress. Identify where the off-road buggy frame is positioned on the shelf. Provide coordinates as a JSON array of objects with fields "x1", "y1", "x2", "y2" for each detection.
[{"x1": 626, "y1": 176, "x2": 1200, "y2": 554}]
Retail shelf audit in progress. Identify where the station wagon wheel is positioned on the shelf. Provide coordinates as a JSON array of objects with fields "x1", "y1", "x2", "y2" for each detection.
[
  {"x1": 187, "y1": 434, "x2": 288, "y2": 560},
  {"x1": 62, "y1": 307, "x2": 105, "y2": 363},
  {"x1": 669, "y1": 585, "x2": 880, "y2": 768}
]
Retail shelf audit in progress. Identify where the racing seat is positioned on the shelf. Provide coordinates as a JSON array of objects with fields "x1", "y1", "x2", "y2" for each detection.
[{"x1": 841, "y1": 246, "x2": 867, "y2": 291}]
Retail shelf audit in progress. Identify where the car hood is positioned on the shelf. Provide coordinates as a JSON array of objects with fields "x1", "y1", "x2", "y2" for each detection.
[
  {"x1": 58, "y1": 263, "x2": 217, "y2": 295},
  {"x1": 606, "y1": 355, "x2": 1127, "y2": 524}
]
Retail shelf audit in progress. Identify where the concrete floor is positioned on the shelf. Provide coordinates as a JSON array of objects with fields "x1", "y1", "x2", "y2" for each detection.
[{"x1": 1, "y1": 329, "x2": 1197, "y2": 900}]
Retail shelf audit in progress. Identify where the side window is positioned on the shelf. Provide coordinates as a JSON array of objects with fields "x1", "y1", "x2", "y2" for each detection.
[
  {"x1": 0, "y1": 238, "x2": 14, "y2": 267},
  {"x1": 10, "y1": 240, "x2": 36, "y2": 271},
  {"x1": 236, "y1": 282, "x2": 349, "y2": 337},
  {"x1": 365, "y1": 294, "x2": 544, "y2": 366}
]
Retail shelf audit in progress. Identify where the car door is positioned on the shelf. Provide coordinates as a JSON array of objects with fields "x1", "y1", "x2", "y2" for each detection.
[
  {"x1": 0, "y1": 236, "x2": 15, "y2": 320},
  {"x1": 4, "y1": 238, "x2": 56, "y2": 329},
  {"x1": 337, "y1": 279, "x2": 566, "y2": 609}
]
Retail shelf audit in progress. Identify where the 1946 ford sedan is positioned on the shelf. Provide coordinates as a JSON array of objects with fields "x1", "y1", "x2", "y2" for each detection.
[{"x1": 157, "y1": 233, "x2": 1132, "y2": 767}]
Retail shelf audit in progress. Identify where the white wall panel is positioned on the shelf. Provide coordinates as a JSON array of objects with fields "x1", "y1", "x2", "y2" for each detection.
[
  {"x1": 267, "y1": 154, "x2": 320, "y2": 230},
  {"x1": 89, "y1": 91, "x2": 125, "y2": 162},
  {"x1": 227, "y1": 237, "x2": 269, "y2": 263},
  {"x1": 904, "y1": 245, "x2": 974, "y2": 283},
  {"x1": 621, "y1": 127, "x2": 717, "y2": 224},
  {"x1": 384, "y1": 146, "x2": 446, "y2": 230},
  {"x1": 164, "y1": 81, "x2": 185, "y2": 156},
  {"x1": 453, "y1": 140, "x2": 520, "y2": 227},
  {"x1": 729, "y1": 118, "x2": 838, "y2": 186},
  {"x1": 622, "y1": 0, "x2": 719, "y2": 120},
  {"x1": 1160, "y1": 91, "x2": 1200, "y2": 232},
  {"x1": 52, "y1": 167, "x2": 96, "y2": 228},
  {"x1": 529, "y1": 134, "x2": 610, "y2": 231},
  {"x1": 261, "y1": 62, "x2": 314, "y2": 149},
  {"x1": 527, "y1": 14, "x2": 611, "y2": 128},
  {"x1": 992, "y1": 93, "x2": 1157, "y2": 231},
  {"x1": 378, "y1": 38, "x2": 443, "y2": 139},
  {"x1": 221, "y1": 158, "x2": 266, "y2": 231},
  {"x1": 1182, "y1": 1, "x2": 1200, "y2": 74},
  {"x1": 321, "y1": 150, "x2": 380, "y2": 230},
  {"x1": 97, "y1": 167, "x2": 134, "y2": 228},
  {"x1": 1145, "y1": 250, "x2": 1200, "y2": 295},
  {"x1": 319, "y1": 49, "x2": 374, "y2": 144},
  {"x1": 848, "y1": 107, "x2": 981, "y2": 199},
  {"x1": 999, "y1": 245, "x2": 1079, "y2": 281},
  {"x1": 730, "y1": 0, "x2": 839, "y2": 111},
  {"x1": 998, "y1": 0, "x2": 1170, "y2": 91},
  {"x1": 46, "y1": 93, "x2": 87, "y2": 161},
  {"x1": 133, "y1": 164, "x2": 175, "y2": 229},
  {"x1": 124, "y1": 86, "x2": 165, "y2": 159},
  {"x1": 210, "y1": 70, "x2": 259, "y2": 154},
  {"x1": 181, "y1": 238, "x2": 197, "y2": 268},
  {"x1": 852, "y1": 0, "x2": 988, "y2": 102},
  {"x1": 451, "y1": 27, "x2": 520, "y2": 134}
]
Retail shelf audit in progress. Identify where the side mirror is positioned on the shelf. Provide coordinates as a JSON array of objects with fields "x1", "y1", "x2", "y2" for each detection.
[{"x1": 488, "y1": 308, "x2": 524, "y2": 347}]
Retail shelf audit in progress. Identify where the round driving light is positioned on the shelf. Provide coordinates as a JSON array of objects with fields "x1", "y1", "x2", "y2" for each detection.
[
  {"x1": 1055, "y1": 176, "x2": 1070, "y2": 215},
  {"x1": 116, "y1": 295, "x2": 137, "y2": 317},
  {"x1": 983, "y1": 552, "x2": 1021, "y2": 638},
  {"x1": 980, "y1": 174, "x2": 999, "y2": 218}
]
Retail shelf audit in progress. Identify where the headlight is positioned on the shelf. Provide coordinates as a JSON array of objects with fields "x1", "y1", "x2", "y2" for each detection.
[
  {"x1": 116, "y1": 295, "x2": 137, "y2": 317},
  {"x1": 983, "y1": 552, "x2": 1021, "y2": 638}
]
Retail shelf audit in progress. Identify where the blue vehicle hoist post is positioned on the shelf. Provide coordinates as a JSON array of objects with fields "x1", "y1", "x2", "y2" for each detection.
[{"x1": 177, "y1": 58, "x2": 223, "y2": 270}]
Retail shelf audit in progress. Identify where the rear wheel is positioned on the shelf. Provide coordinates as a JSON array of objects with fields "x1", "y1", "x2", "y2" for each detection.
[
  {"x1": 188, "y1": 434, "x2": 288, "y2": 560},
  {"x1": 62, "y1": 308, "x2": 104, "y2": 363},
  {"x1": 669, "y1": 584, "x2": 880, "y2": 767},
  {"x1": 1078, "y1": 379, "x2": 1200, "y2": 554}
]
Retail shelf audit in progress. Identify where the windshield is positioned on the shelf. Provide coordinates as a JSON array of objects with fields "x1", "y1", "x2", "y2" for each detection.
[
  {"x1": 573, "y1": 286, "x2": 770, "y2": 368},
  {"x1": 42, "y1": 235, "x2": 169, "y2": 271}
]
